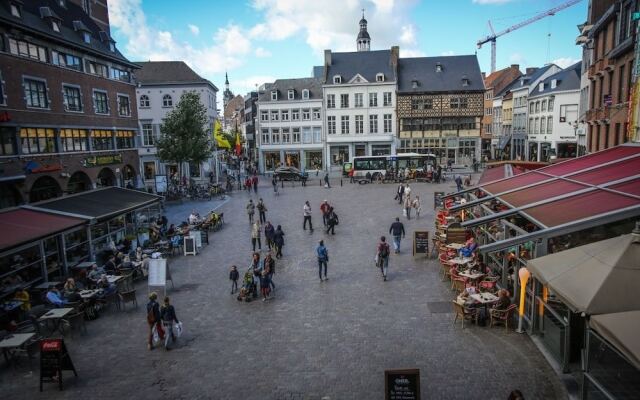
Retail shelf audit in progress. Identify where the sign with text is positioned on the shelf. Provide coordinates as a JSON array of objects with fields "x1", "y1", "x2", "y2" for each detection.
[
  {"x1": 155, "y1": 175, "x2": 167, "y2": 193},
  {"x1": 183, "y1": 236, "x2": 196, "y2": 256},
  {"x1": 413, "y1": 231, "x2": 429, "y2": 257},
  {"x1": 83, "y1": 154, "x2": 123, "y2": 167},
  {"x1": 385, "y1": 369, "x2": 420, "y2": 400},
  {"x1": 39, "y1": 338, "x2": 77, "y2": 391},
  {"x1": 147, "y1": 258, "x2": 167, "y2": 288}
]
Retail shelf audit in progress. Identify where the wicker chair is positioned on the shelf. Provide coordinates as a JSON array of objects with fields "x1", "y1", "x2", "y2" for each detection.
[
  {"x1": 119, "y1": 289, "x2": 138, "y2": 311},
  {"x1": 490, "y1": 304, "x2": 518, "y2": 331},
  {"x1": 62, "y1": 310, "x2": 87, "y2": 336},
  {"x1": 452, "y1": 301, "x2": 477, "y2": 329}
]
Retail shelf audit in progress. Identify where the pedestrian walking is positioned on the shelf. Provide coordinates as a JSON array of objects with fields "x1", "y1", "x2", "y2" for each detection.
[
  {"x1": 250, "y1": 252, "x2": 262, "y2": 298},
  {"x1": 273, "y1": 225, "x2": 285, "y2": 258},
  {"x1": 377, "y1": 236, "x2": 391, "y2": 281},
  {"x1": 251, "y1": 221, "x2": 262, "y2": 251},
  {"x1": 229, "y1": 265, "x2": 239, "y2": 294},
  {"x1": 264, "y1": 252, "x2": 276, "y2": 292},
  {"x1": 160, "y1": 296, "x2": 179, "y2": 350},
  {"x1": 272, "y1": 176, "x2": 279, "y2": 196},
  {"x1": 404, "y1": 194, "x2": 412, "y2": 220},
  {"x1": 245, "y1": 176, "x2": 252, "y2": 192},
  {"x1": 396, "y1": 183, "x2": 405, "y2": 204},
  {"x1": 435, "y1": 165, "x2": 442, "y2": 183},
  {"x1": 259, "y1": 269, "x2": 271, "y2": 301},
  {"x1": 325, "y1": 207, "x2": 338, "y2": 235},
  {"x1": 316, "y1": 240, "x2": 329, "y2": 281},
  {"x1": 252, "y1": 174, "x2": 258, "y2": 193},
  {"x1": 303, "y1": 201, "x2": 314, "y2": 232},
  {"x1": 264, "y1": 221, "x2": 275, "y2": 250},
  {"x1": 412, "y1": 195, "x2": 422, "y2": 219},
  {"x1": 324, "y1": 172, "x2": 331, "y2": 188},
  {"x1": 389, "y1": 217, "x2": 406, "y2": 254},
  {"x1": 320, "y1": 200, "x2": 331, "y2": 227},
  {"x1": 146, "y1": 292, "x2": 165, "y2": 350},
  {"x1": 349, "y1": 168, "x2": 355, "y2": 183},
  {"x1": 257, "y1": 198, "x2": 267, "y2": 223},
  {"x1": 455, "y1": 175, "x2": 463, "y2": 192},
  {"x1": 404, "y1": 183, "x2": 412, "y2": 198},
  {"x1": 246, "y1": 199, "x2": 255, "y2": 223}
]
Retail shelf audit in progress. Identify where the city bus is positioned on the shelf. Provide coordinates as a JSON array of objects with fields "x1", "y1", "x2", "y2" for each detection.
[{"x1": 350, "y1": 153, "x2": 437, "y2": 180}]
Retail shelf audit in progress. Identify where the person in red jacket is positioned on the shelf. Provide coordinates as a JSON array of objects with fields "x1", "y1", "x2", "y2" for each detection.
[{"x1": 320, "y1": 200, "x2": 331, "y2": 227}]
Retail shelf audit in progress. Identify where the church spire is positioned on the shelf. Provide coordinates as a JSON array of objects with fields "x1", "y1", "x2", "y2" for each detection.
[
  {"x1": 225, "y1": 72, "x2": 229, "y2": 88},
  {"x1": 356, "y1": 9, "x2": 370, "y2": 52}
]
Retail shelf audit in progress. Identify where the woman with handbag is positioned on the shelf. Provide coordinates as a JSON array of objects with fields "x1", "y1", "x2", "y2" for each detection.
[{"x1": 160, "y1": 296, "x2": 180, "y2": 350}]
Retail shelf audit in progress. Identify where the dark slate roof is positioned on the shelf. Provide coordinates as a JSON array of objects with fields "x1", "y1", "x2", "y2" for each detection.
[
  {"x1": 512, "y1": 64, "x2": 555, "y2": 90},
  {"x1": 495, "y1": 76, "x2": 522, "y2": 97},
  {"x1": 30, "y1": 187, "x2": 161, "y2": 222},
  {"x1": 357, "y1": 30, "x2": 371, "y2": 40},
  {"x1": 135, "y1": 61, "x2": 218, "y2": 90},
  {"x1": 258, "y1": 78, "x2": 323, "y2": 102},
  {"x1": 0, "y1": 0, "x2": 137, "y2": 68},
  {"x1": 529, "y1": 62, "x2": 581, "y2": 97},
  {"x1": 325, "y1": 50, "x2": 394, "y2": 84},
  {"x1": 397, "y1": 55, "x2": 484, "y2": 93}
]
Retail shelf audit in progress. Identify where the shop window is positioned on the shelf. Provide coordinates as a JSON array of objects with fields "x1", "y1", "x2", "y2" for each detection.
[
  {"x1": 19, "y1": 127, "x2": 56, "y2": 154},
  {"x1": 189, "y1": 162, "x2": 201, "y2": 178},
  {"x1": 264, "y1": 151, "x2": 280, "y2": 170},
  {"x1": 60, "y1": 129, "x2": 88, "y2": 152},
  {"x1": 330, "y1": 146, "x2": 349, "y2": 165},
  {"x1": 91, "y1": 129, "x2": 113, "y2": 150},
  {"x1": 305, "y1": 151, "x2": 322, "y2": 170}
]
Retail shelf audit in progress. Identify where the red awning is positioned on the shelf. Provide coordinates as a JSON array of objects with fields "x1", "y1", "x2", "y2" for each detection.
[
  {"x1": 482, "y1": 171, "x2": 551, "y2": 195},
  {"x1": 567, "y1": 157, "x2": 640, "y2": 186},
  {"x1": 539, "y1": 145, "x2": 640, "y2": 176},
  {"x1": 478, "y1": 166, "x2": 508, "y2": 186},
  {"x1": 0, "y1": 209, "x2": 86, "y2": 252},
  {"x1": 609, "y1": 178, "x2": 640, "y2": 197},
  {"x1": 500, "y1": 180, "x2": 589, "y2": 208}
]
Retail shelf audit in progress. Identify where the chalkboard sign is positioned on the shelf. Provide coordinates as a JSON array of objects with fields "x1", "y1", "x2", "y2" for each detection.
[
  {"x1": 200, "y1": 229, "x2": 209, "y2": 245},
  {"x1": 183, "y1": 236, "x2": 196, "y2": 256},
  {"x1": 385, "y1": 369, "x2": 420, "y2": 400},
  {"x1": 413, "y1": 231, "x2": 429, "y2": 256},
  {"x1": 40, "y1": 338, "x2": 77, "y2": 391},
  {"x1": 148, "y1": 258, "x2": 167, "y2": 288},
  {"x1": 434, "y1": 191, "x2": 445, "y2": 209}
]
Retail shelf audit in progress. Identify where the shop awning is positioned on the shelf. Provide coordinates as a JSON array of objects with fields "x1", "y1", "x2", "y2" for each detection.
[
  {"x1": 29, "y1": 187, "x2": 162, "y2": 222},
  {"x1": 527, "y1": 233, "x2": 640, "y2": 315},
  {"x1": 456, "y1": 143, "x2": 640, "y2": 252},
  {"x1": 590, "y1": 311, "x2": 640, "y2": 370},
  {"x1": 0, "y1": 209, "x2": 86, "y2": 252},
  {"x1": 496, "y1": 135, "x2": 511, "y2": 150}
]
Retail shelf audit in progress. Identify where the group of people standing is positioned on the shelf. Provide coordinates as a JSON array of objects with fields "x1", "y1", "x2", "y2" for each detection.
[{"x1": 396, "y1": 184, "x2": 422, "y2": 220}]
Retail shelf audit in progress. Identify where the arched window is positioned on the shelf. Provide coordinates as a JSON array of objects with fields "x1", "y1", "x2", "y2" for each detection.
[
  {"x1": 162, "y1": 94, "x2": 173, "y2": 107},
  {"x1": 139, "y1": 94, "x2": 150, "y2": 107}
]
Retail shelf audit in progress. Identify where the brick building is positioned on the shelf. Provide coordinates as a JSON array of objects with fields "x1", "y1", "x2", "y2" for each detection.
[
  {"x1": 583, "y1": 0, "x2": 637, "y2": 152},
  {"x1": 0, "y1": 0, "x2": 139, "y2": 209}
]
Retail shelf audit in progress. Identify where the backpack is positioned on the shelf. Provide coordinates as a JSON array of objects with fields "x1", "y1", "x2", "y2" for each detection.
[
  {"x1": 379, "y1": 243, "x2": 390, "y2": 258},
  {"x1": 146, "y1": 303, "x2": 156, "y2": 324}
]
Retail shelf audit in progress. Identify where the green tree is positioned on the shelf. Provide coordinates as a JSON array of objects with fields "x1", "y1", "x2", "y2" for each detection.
[{"x1": 157, "y1": 91, "x2": 212, "y2": 179}]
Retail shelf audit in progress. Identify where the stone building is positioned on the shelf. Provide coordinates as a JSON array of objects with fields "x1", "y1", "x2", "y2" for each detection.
[
  {"x1": 0, "y1": 0, "x2": 139, "y2": 209},
  {"x1": 396, "y1": 56, "x2": 485, "y2": 165}
]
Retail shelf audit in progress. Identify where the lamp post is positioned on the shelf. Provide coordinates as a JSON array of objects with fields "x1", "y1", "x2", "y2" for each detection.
[{"x1": 516, "y1": 267, "x2": 530, "y2": 333}]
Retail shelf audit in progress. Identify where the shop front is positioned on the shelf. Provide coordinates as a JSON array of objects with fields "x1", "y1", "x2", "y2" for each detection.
[
  {"x1": 304, "y1": 150, "x2": 323, "y2": 171},
  {"x1": 329, "y1": 145, "x2": 350, "y2": 171}
]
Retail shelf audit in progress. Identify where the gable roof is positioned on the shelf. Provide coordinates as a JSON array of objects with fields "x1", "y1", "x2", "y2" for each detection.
[
  {"x1": 135, "y1": 61, "x2": 218, "y2": 90},
  {"x1": 495, "y1": 76, "x2": 522, "y2": 97},
  {"x1": 484, "y1": 66, "x2": 520, "y2": 90},
  {"x1": 258, "y1": 78, "x2": 322, "y2": 102},
  {"x1": 0, "y1": 0, "x2": 137, "y2": 68},
  {"x1": 324, "y1": 50, "x2": 394, "y2": 84},
  {"x1": 511, "y1": 64, "x2": 557, "y2": 93},
  {"x1": 529, "y1": 62, "x2": 581, "y2": 98},
  {"x1": 397, "y1": 55, "x2": 484, "y2": 93}
]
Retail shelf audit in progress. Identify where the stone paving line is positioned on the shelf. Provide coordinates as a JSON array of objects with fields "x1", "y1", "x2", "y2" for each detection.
[{"x1": 0, "y1": 178, "x2": 568, "y2": 400}]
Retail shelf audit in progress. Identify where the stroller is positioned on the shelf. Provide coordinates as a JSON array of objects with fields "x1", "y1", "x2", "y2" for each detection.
[{"x1": 237, "y1": 270, "x2": 258, "y2": 302}]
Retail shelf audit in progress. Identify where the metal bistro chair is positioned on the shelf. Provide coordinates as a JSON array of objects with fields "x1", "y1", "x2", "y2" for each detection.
[
  {"x1": 452, "y1": 301, "x2": 477, "y2": 329},
  {"x1": 490, "y1": 304, "x2": 518, "y2": 331},
  {"x1": 118, "y1": 289, "x2": 138, "y2": 311}
]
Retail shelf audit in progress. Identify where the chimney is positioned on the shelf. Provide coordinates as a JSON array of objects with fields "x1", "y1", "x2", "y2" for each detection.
[
  {"x1": 324, "y1": 50, "x2": 332, "y2": 66},
  {"x1": 526, "y1": 67, "x2": 537, "y2": 75},
  {"x1": 481, "y1": 72, "x2": 486, "y2": 80},
  {"x1": 390, "y1": 46, "x2": 399, "y2": 77},
  {"x1": 510, "y1": 64, "x2": 519, "y2": 70}
]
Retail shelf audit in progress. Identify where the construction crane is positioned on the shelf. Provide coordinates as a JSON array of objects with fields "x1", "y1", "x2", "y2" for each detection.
[{"x1": 477, "y1": 0, "x2": 582, "y2": 73}]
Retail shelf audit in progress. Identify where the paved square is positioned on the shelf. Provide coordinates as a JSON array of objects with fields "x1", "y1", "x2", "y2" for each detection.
[{"x1": 0, "y1": 178, "x2": 567, "y2": 399}]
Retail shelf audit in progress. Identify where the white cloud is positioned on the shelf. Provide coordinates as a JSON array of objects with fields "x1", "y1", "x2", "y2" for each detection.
[
  {"x1": 472, "y1": 0, "x2": 515, "y2": 4},
  {"x1": 552, "y1": 57, "x2": 580, "y2": 69},
  {"x1": 234, "y1": 75, "x2": 277, "y2": 95},
  {"x1": 109, "y1": 0, "x2": 251, "y2": 76},
  {"x1": 441, "y1": 50, "x2": 455, "y2": 56},
  {"x1": 188, "y1": 24, "x2": 200, "y2": 36},
  {"x1": 401, "y1": 48, "x2": 426, "y2": 57},
  {"x1": 509, "y1": 52, "x2": 526, "y2": 65},
  {"x1": 255, "y1": 47, "x2": 272, "y2": 58},
  {"x1": 399, "y1": 24, "x2": 417, "y2": 47}
]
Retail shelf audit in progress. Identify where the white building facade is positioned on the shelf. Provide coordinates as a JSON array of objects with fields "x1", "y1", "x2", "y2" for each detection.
[
  {"x1": 134, "y1": 62, "x2": 218, "y2": 191},
  {"x1": 256, "y1": 78, "x2": 324, "y2": 173},
  {"x1": 527, "y1": 63, "x2": 581, "y2": 161},
  {"x1": 322, "y1": 48, "x2": 399, "y2": 171}
]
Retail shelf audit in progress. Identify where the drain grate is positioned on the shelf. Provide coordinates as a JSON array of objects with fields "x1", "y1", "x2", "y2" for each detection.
[{"x1": 427, "y1": 301, "x2": 454, "y2": 314}]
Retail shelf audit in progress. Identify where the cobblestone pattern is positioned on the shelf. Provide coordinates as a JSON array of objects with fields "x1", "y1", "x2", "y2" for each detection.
[{"x1": 0, "y1": 177, "x2": 567, "y2": 400}]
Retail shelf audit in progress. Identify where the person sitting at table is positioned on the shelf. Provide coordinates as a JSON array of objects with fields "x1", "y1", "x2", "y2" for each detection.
[
  {"x1": 133, "y1": 246, "x2": 143, "y2": 262},
  {"x1": 63, "y1": 278, "x2": 82, "y2": 302},
  {"x1": 458, "y1": 237, "x2": 478, "y2": 258},
  {"x1": 46, "y1": 286, "x2": 68, "y2": 307},
  {"x1": 167, "y1": 224, "x2": 176, "y2": 237},
  {"x1": 13, "y1": 288, "x2": 31, "y2": 312},
  {"x1": 493, "y1": 289, "x2": 511, "y2": 311},
  {"x1": 88, "y1": 263, "x2": 105, "y2": 283},
  {"x1": 96, "y1": 275, "x2": 117, "y2": 296},
  {"x1": 104, "y1": 255, "x2": 118, "y2": 274}
]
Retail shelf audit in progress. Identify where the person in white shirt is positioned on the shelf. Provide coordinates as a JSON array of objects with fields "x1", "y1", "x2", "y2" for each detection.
[
  {"x1": 188, "y1": 211, "x2": 199, "y2": 225},
  {"x1": 303, "y1": 201, "x2": 313, "y2": 232}
]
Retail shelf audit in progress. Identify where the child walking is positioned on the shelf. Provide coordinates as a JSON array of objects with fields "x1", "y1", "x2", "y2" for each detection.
[{"x1": 229, "y1": 265, "x2": 239, "y2": 294}]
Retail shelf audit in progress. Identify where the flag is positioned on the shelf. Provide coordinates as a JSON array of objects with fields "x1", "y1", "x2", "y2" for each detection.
[
  {"x1": 213, "y1": 120, "x2": 231, "y2": 149},
  {"x1": 235, "y1": 132, "x2": 242, "y2": 156}
]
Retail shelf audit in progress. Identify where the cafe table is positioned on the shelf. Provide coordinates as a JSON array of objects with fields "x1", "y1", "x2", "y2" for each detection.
[
  {"x1": 39, "y1": 308, "x2": 73, "y2": 335},
  {"x1": 79, "y1": 289, "x2": 101, "y2": 300},
  {"x1": 71, "y1": 261, "x2": 95, "y2": 270},
  {"x1": 448, "y1": 257, "x2": 473, "y2": 266},
  {"x1": 459, "y1": 271, "x2": 485, "y2": 281},
  {"x1": 471, "y1": 292, "x2": 499, "y2": 304},
  {"x1": 106, "y1": 275, "x2": 124, "y2": 284},
  {"x1": 34, "y1": 281, "x2": 61, "y2": 290},
  {"x1": 446, "y1": 243, "x2": 465, "y2": 250},
  {"x1": 0, "y1": 332, "x2": 35, "y2": 364}
]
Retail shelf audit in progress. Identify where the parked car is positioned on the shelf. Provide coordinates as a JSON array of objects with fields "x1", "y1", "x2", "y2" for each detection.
[{"x1": 274, "y1": 166, "x2": 308, "y2": 181}]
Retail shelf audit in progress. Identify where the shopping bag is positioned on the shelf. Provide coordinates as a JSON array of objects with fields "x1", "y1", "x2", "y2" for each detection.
[
  {"x1": 175, "y1": 322, "x2": 183, "y2": 338},
  {"x1": 324, "y1": 183, "x2": 329, "y2": 188},
  {"x1": 402, "y1": 208, "x2": 407, "y2": 217},
  {"x1": 152, "y1": 325, "x2": 160, "y2": 344},
  {"x1": 374, "y1": 254, "x2": 379, "y2": 267}
]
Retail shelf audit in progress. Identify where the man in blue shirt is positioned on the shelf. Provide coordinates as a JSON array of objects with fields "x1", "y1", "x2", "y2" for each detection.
[
  {"x1": 46, "y1": 286, "x2": 68, "y2": 307},
  {"x1": 316, "y1": 240, "x2": 329, "y2": 281}
]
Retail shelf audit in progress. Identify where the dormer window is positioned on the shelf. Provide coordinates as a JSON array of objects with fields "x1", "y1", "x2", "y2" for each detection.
[
  {"x1": 461, "y1": 76, "x2": 469, "y2": 87},
  {"x1": 302, "y1": 89, "x2": 309, "y2": 100},
  {"x1": 333, "y1": 75, "x2": 342, "y2": 84},
  {"x1": 539, "y1": 83, "x2": 544, "y2": 92},
  {"x1": 411, "y1": 80, "x2": 419, "y2": 89},
  {"x1": 271, "y1": 90, "x2": 278, "y2": 100},
  {"x1": 10, "y1": 3, "x2": 21, "y2": 18},
  {"x1": 376, "y1": 73, "x2": 384, "y2": 82},
  {"x1": 287, "y1": 89, "x2": 294, "y2": 100},
  {"x1": 52, "y1": 20, "x2": 61, "y2": 32},
  {"x1": 436, "y1": 63, "x2": 443, "y2": 72},
  {"x1": 550, "y1": 79, "x2": 557, "y2": 89},
  {"x1": 109, "y1": 42, "x2": 115, "y2": 52},
  {"x1": 83, "y1": 32, "x2": 91, "y2": 44}
]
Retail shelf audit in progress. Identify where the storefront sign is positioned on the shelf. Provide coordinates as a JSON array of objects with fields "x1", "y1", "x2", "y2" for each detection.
[
  {"x1": 385, "y1": 369, "x2": 420, "y2": 400},
  {"x1": 39, "y1": 338, "x2": 77, "y2": 391},
  {"x1": 24, "y1": 160, "x2": 62, "y2": 174},
  {"x1": 83, "y1": 154, "x2": 123, "y2": 167}
]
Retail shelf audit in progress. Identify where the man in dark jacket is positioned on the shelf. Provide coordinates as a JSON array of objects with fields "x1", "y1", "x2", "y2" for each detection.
[
  {"x1": 273, "y1": 225, "x2": 285, "y2": 258},
  {"x1": 388, "y1": 217, "x2": 406, "y2": 254},
  {"x1": 325, "y1": 207, "x2": 338, "y2": 235},
  {"x1": 396, "y1": 184, "x2": 405, "y2": 204}
]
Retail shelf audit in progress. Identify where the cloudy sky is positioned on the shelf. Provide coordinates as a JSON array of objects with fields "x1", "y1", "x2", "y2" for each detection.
[{"x1": 109, "y1": 0, "x2": 587, "y2": 98}]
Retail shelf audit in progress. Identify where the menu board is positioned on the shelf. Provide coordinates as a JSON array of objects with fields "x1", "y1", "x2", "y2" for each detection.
[
  {"x1": 413, "y1": 231, "x2": 429, "y2": 256},
  {"x1": 40, "y1": 338, "x2": 77, "y2": 391},
  {"x1": 148, "y1": 258, "x2": 167, "y2": 287},
  {"x1": 184, "y1": 237, "x2": 196, "y2": 256},
  {"x1": 190, "y1": 231, "x2": 203, "y2": 248},
  {"x1": 434, "y1": 191, "x2": 445, "y2": 209},
  {"x1": 385, "y1": 369, "x2": 420, "y2": 400}
]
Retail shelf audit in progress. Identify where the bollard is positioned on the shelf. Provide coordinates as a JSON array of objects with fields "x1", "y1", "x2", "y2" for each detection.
[
  {"x1": 320, "y1": 179, "x2": 322, "y2": 186},
  {"x1": 281, "y1": 180, "x2": 284, "y2": 189},
  {"x1": 340, "y1": 179, "x2": 343, "y2": 187}
]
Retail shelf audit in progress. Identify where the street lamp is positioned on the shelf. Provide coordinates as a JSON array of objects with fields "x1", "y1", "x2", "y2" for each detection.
[{"x1": 516, "y1": 266, "x2": 530, "y2": 333}]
